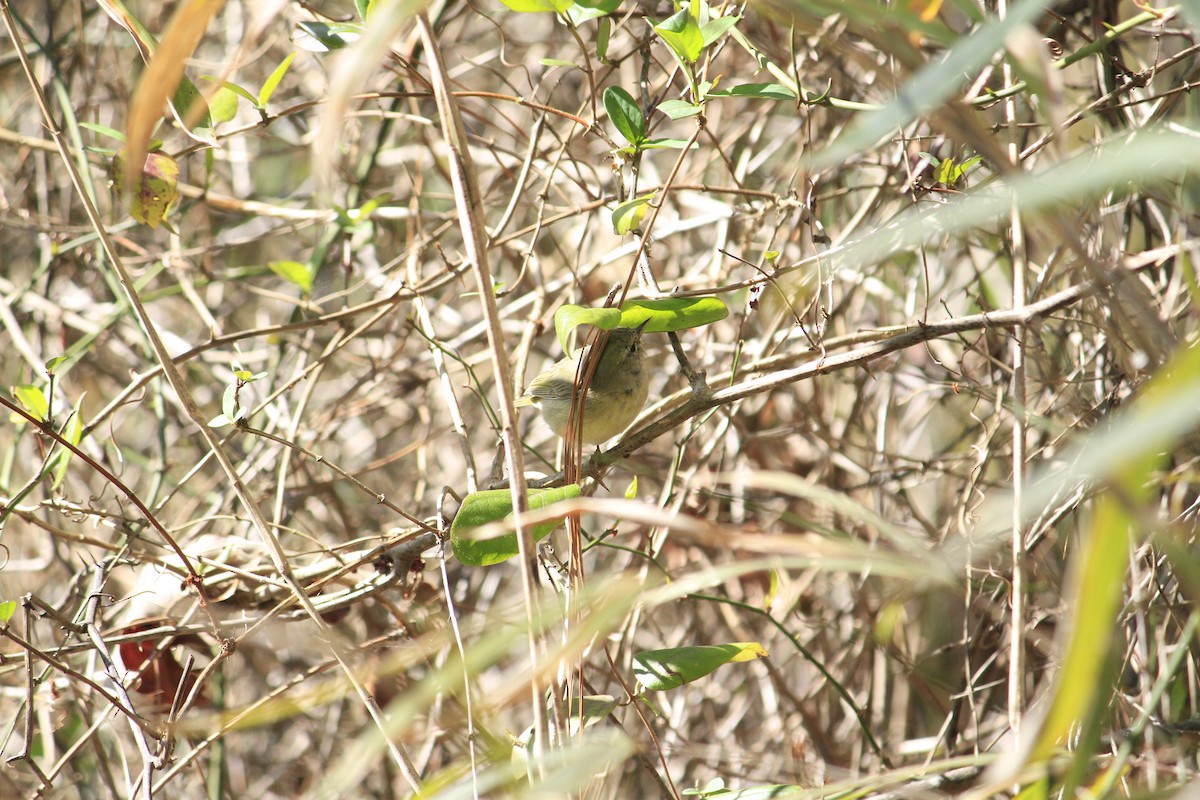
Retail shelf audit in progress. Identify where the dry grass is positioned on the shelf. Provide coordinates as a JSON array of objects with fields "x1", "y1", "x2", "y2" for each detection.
[{"x1": 2, "y1": 0, "x2": 1200, "y2": 797}]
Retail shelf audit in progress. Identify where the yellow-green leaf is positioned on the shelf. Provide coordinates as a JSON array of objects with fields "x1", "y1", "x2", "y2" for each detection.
[
  {"x1": 552, "y1": 297, "x2": 727, "y2": 354},
  {"x1": 269, "y1": 260, "x2": 314, "y2": 295},
  {"x1": 210, "y1": 85, "x2": 239, "y2": 123},
  {"x1": 258, "y1": 51, "x2": 296, "y2": 107},
  {"x1": 51, "y1": 395, "x2": 86, "y2": 491},
  {"x1": 13, "y1": 385, "x2": 49, "y2": 422},
  {"x1": 617, "y1": 296, "x2": 728, "y2": 332},
  {"x1": 611, "y1": 193, "x2": 653, "y2": 235}
]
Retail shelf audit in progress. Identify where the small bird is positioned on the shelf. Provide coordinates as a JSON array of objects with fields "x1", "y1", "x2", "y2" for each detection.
[{"x1": 515, "y1": 323, "x2": 650, "y2": 444}]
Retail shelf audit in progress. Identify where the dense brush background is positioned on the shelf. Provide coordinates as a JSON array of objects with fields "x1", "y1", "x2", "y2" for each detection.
[{"x1": 2, "y1": 0, "x2": 1200, "y2": 797}]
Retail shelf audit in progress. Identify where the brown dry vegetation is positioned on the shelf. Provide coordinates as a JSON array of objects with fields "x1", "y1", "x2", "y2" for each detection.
[{"x1": 2, "y1": 0, "x2": 1200, "y2": 798}]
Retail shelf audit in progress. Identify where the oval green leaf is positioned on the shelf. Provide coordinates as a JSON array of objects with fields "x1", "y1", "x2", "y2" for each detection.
[
  {"x1": 699, "y1": 14, "x2": 739, "y2": 47},
  {"x1": 656, "y1": 99, "x2": 702, "y2": 120},
  {"x1": 612, "y1": 193, "x2": 653, "y2": 235},
  {"x1": 209, "y1": 85, "x2": 240, "y2": 123},
  {"x1": 451, "y1": 484, "x2": 582, "y2": 567},
  {"x1": 653, "y1": 8, "x2": 703, "y2": 65},
  {"x1": 634, "y1": 642, "x2": 768, "y2": 692},
  {"x1": 708, "y1": 82, "x2": 797, "y2": 100},
  {"x1": 603, "y1": 86, "x2": 644, "y2": 147}
]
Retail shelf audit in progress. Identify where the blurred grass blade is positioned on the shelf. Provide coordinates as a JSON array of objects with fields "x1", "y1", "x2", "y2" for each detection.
[
  {"x1": 988, "y1": 490, "x2": 1132, "y2": 788},
  {"x1": 315, "y1": 0, "x2": 424, "y2": 194},
  {"x1": 1005, "y1": 340, "x2": 1200, "y2": 535},
  {"x1": 986, "y1": 342, "x2": 1200, "y2": 783},
  {"x1": 811, "y1": 0, "x2": 1048, "y2": 170},
  {"x1": 309, "y1": 576, "x2": 647, "y2": 799},
  {"x1": 97, "y1": 0, "x2": 217, "y2": 147},
  {"x1": 123, "y1": 0, "x2": 224, "y2": 184},
  {"x1": 727, "y1": 470, "x2": 941, "y2": 565},
  {"x1": 832, "y1": 129, "x2": 1200, "y2": 279}
]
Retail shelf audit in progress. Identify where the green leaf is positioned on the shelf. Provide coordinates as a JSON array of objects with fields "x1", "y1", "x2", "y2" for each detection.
[
  {"x1": 293, "y1": 21, "x2": 363, "y2": 52},
  {"x1": 222, "y1": 383, "x2": 239, "y2": 421},
  {"x1": 1007, "y1": 489, "x2": 1132, "y2": 789},
  {"x1": 0, "y1": 600, "x2": 16, "y2": 623},
  {"x1": 201, "y1": 76, "x2": 258, "y2": 106},
  {"x1": 617, "y1": 296, "x2": 729, "y2": 332},
  {"x1": 259, "y1": 51, "x2": 296, "y2": 107},
  {"x1": 451, "y1": 485, "x2": 582, "y2": 566},
  {"x1": 563, "y1": 694, "x2": 619, "y2": 727},
  {"x1": 624, "y1": 476, "x2": 638, "y2": 500},
  {"x1": 707, "y1": 82, "x2": 796, "y2": 100},
  {"x1": 169, "y1": 76, "x2": 217, "y2": 148},
  {"x1": 653, "y1": 8, "x2": 704, "y2": 65},
  {"x1": 932, "y1": 158, "x2": 956, "y2": 186},
  {"x1": 13, "y1": 385, "x2": 49, "y2": 423},
  {"x1": 51, "y1": 395, "x2": 85, "y2": 490},
  {"x1": 269, "y1": 260, "x2": 314, "y2": 295},
  {"x1": 575, "y1": 0, "x2": 620, "y2": 13},
  {"x1": 596, "y1": 16, "x2": 611, "y2": 62},
  {"x1": 209, "y1": 86, "x2": 239, "y2": 123},
  {"x1": 641, "y1": 137, "x2": 698, "y2": 150},
  {"x1": 699, "y1": 13, "x2": 739, "y2": 46},
  {"x1": 232, "y1": 367, "x2": 266, "y2": 383},
  {"x1": 553, "y1": 306, "x2": 624, "y2": 353},
  {"x1": 634, "y1": 642, "x2": 768, "y2": 691},
  {"x1": 611, "y1": 193, "x2": 654, "y2": 235},
  {"x1": 656, "y1": 99, "x2": 702, "y2": 120},
  {"x1": 566, "y1": 0, "x2": 618, "y2": 24},
  {"x1": 553, "y1": 297, "x2": 728, "y2": 351},
  {"x1": 44, "y1": 355, "x2": 66, "y2": 373},
  {"x1": 352, "y1": 192, "x2": 393, "y2": 220},
  {"x1": 79, "y1": 122, "x2": 126, "y2": 143},
  {"x1": 932, "y1": 154, "x2": 982, "y2": 187},
  {"x1": 539, "y1": 57, "x2": 579, "y2": 69},
  {"x1": 497, "y1": 0, "x2": 574, "y2": 12},
  {"x1": 603, "y1": 86, "x2": 644, "y2": 146}
]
